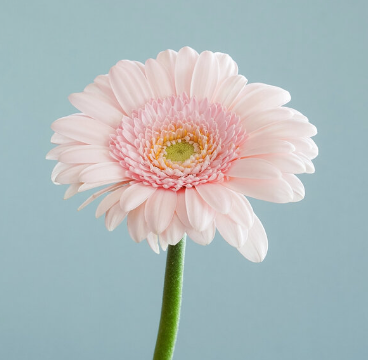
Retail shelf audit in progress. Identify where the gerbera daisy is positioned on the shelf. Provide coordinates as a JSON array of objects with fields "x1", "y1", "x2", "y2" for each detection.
[{"x1": 47, "y1": 46, "x2": 317, "y2": 262}]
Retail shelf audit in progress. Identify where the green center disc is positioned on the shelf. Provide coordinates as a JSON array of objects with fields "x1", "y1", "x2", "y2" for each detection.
[{"x1": 165, "y1": 142, "x2": 195, "y2": 162}]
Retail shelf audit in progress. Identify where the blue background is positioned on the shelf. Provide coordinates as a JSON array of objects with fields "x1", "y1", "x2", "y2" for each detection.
[{"x1": 1, "y1": 0, "x2": 367, "y2": 359}]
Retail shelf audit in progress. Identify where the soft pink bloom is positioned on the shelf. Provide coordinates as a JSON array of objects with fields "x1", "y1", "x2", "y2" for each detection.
[{"x1": 47, "y1": 47, "x2": 318, "y2": 262}]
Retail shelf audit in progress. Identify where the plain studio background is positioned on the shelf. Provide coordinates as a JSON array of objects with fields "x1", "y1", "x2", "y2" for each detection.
[{"x1": 0, "y1": 0, "x2": 367, "y2": 359}]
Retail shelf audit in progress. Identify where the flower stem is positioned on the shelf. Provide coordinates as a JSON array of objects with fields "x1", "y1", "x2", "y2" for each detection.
[{"x1": 153, "y1": 235, "x2": 186, "y2": 360}]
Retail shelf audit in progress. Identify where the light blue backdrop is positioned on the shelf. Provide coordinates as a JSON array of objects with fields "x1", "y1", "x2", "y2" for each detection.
[{"x1": 1, "y1": 0, "x2": 367, "y2": 359}]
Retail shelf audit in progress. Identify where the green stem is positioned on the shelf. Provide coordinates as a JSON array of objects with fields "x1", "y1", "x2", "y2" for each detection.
[{"x1": 153, "y1": 235, "x2": 186, "y2": 360}]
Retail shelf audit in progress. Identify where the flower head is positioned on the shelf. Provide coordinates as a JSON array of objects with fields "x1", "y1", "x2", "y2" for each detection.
[{"x1": 47, "y1": 47, "x2": 318, "y2": 262}]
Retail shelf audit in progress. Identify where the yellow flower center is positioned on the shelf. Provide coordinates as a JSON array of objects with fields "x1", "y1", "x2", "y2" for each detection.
[{"x1": 165, "y1": 141, "x2": 195, "y2": 162}]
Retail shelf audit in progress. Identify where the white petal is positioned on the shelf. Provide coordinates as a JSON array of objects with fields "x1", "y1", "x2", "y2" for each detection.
[
  {"x1": 175, "y1": 46, "x2": 199, "y2": 95},
  {"x1": 240, "y1": 139, "x2": 295, "y2": 157},
  {"x1": 228, "y1": 192, "x2": 254, "y2": 229},
  {"x1": 120, "y1": 183, "x2": 157, "y2": 212},
  {"x1": 212, "y1": 75, "x2": 247, "y2": 108},
  {"x1": 105, "y1": 202, "x2": 127, "y2": 231},
  {"x1": 144, "y1": 189, "x2": 177, "y2": 234},
  {"x1": 214, "y1": 52, "x2": 238, "y2": 84},
  {"x1": 95, "y1": 187, "x2": 127, "y2": 218},
  {"x1": 68, "y1": 91, "x2": 123, "y2": 128},
  {"x1": 51, "y1": 115, "x2": 114, "y2": 146},
  {"x1": 159, "y1": 214, "x2": 186, "y2": 246},
  {"x1": 109, "y1": 61, "x2": 154, "y2": 115},
  {"x1": 196, "y1": 183, "x2": 233, "y2": 214},
  {"x1": 223, "y1": 177, "x2": 294, "y2": 203},
  {"x1": 215, "y1": 213, "x2": 248, "y2": 248},
  {"x1": 231, "y1": 83, "x2": 291, "y2": 119},
  {"x1": 190, "y1": 51, "x2": 219, "y2": 100},
  {"x1": 238, "y1": 215, "x2": 268, "y2": 262},
  {"x1": 79, "y1": 162, "x2": 127, "y2": 183},
  {"x1": 127, "y1": 201, "x2": 149, "y2": 243},
  {"x1": 186, "y1": 221, "x2": 216, "y2": 246},
  {"x1": 147, "y1": 233, "x2": 160, "y2": 254},
  {"x1": 185, "y1": 188, "x2": 216, "y2": 231},
  {"x1": 58, "y1": 145, "x2": 112, "y2": 164},
  {"x1": 145, "y1": 58, "x2": 175, "y2": 98}
]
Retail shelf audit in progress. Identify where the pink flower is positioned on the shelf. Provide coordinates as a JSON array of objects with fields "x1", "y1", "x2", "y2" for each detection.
[{"x1": 47, "y1": 47, "x2": 317, "y2": 262}]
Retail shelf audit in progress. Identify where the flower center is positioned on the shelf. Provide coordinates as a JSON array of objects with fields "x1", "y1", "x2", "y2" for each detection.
[{"x1": 165, "y1": 141, "x2": 195, "y2": 162}]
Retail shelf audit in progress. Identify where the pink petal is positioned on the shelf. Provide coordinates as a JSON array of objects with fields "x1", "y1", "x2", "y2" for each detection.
[
  {"x1": 58, "y1": 145, "x2": 112, "y2": 164},
  {"x1": 50, "y1": 133, "x2": 76, "y2": 145},
  {"x1": 223, "y1": 177, "x2": 294, "y2": 203},
  {"x1": 283, "y1": 174, "x2": 305, "y2": 202},
  {"x1": 120, "y1": 183, "x2": 157, "y2": 212},
  {"x1": 212, "y1": 75, "x2": 247, "y2": 108},
  {"x1": 176, "y1": 189, "x2": 191, "y2": 228},
  {"x1": 145, "y1": 58, "x2": 175, "y2": 98},
  {"x1": 144, "y1": 188, "x2": 177, "y2": 234},
  {"x1": 185, "y1": 188, "x2": 216, "y2": 231},
  {"x1": 95, "y1": 187, "x2": 127, "y2": 218},
  {"x1": 78, "y1": 181, "x2": 125, "y2": 193},
  {"x1": 51, "y1": 163, "x2": 73, "y2": 184},
  {"x1": 256, "y1": 153, "x2": 306, "y2": 174},
  {"x1": 214, "y1": 52, "x2": 238, "y2": 84},
  {"x1": 68, "y1": 91, "x2": 123, "y2": 128},
  {"x1": 64, "y1": 183, "x2": 81, "y2": 200},
  {"x1": 55, "y1": 164, "x2": 90, "y2": 184},
  {"x1": 159, "y1": 214, "x2": 186, "y2": 246},
  {"x1": 249, "y1": 120, "x2": 317, "y2": 139},
  {"x1": 175, "y1": 46, "x2": 199, "y2": 95},
  {"x1": 105, "y1": 202, "x2": 127, "y2": 231},
  {"x1": 159, "y1": 237, "x2": 169, "y2": 252},
  {"x1": 227, "y1": 192, "x2": 255, "y2": 229},
  {"x1": 156, "y1": 49, "x2": 178, "y2": 80},
  {"x1": 51, "y1": 115, "x2": 114, "y2": 146},
  {"x1": 231, "y1": 83, "x2": 291, "y2": 120},
  {"x1": 77, "y1": 183, "x2": 124, "y2": 211},
  {"x1": 46, "y1": 143, "x2": 81, "y2": 160},
  {"x1": 127, "y1": 202, "x2": 149, "y2": 243},
  {"x1": 227, "y1": 158, "x2": 281, "y2": 179},
  {"x1": 240, "y1": 139, "x2": 295, "y2": 157},
  {"x1": 242, "y1": 107, "x2": 294, "y2": 133},
  {"x1": 147, "y1": 233, "x2": 160, "y2": 254},
  {"x1": 196, "y1": 183, "x2": 233, "y2": 214},
  {"x1": 215, "y1": 213, "x2": 248, "y2": 248},
  {"x1": 297, "y1": 153, "x2": 315, "y2": 173},
  {"x1": 79, "y1": 162, "x2": 127, "y2": 183},
  {"x1": 186, "y1": 222, "x2": 216, "y2": 246},
  {"x1": 287, "y1": 138, "x2": 318, "y2": 159},
  {"x1": 91, "y1": 74, "x2": 121, "y2": 108},
  {"x1": 238, "y1": 215, "x2": 268, "y2": 262},
  {"x1": 109, "y1": 61, "x2": 154, "y2": 115},
  {"x1": 190, "y1": 51, "x2": 219, "y2": 100}
]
